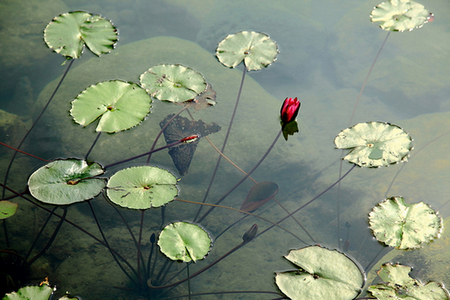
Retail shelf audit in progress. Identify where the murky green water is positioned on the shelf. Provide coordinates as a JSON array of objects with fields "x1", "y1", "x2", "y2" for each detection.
[{"x1": 1, "y1": 0, "x2": 450, "y2": 299}]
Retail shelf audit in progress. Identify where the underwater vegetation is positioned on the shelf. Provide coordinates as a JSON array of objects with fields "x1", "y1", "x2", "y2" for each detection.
[{"x1": 1, "y1": 0, "x2": 449, "y2": 299}]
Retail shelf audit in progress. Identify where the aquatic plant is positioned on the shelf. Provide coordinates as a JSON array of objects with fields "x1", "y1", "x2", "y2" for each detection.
[{"x1": 0, "y1": 0, "x2": 447, "y2": 299}]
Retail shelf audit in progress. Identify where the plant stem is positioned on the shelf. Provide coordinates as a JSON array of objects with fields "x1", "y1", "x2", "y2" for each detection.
[
  {"x1": 2, "y1": 59, "x2": 75, "y2": 198},
  {"x1": 104, "y1": 139, "x2": 185, "y2": 169},
  {"x1": 87, "y1": 200, "x2": 139, "y2": 288},
  {"x1": 204, "y1": 135, "x2": 315, "y2": 243},
  {"x1": 193, "y1": 65, "x2": 247, "y2": 222},
  {"x1": 186, "y1": 262, "x2": 191, "y2": 300},
  {"x1": 256, "y1": 164, "x2": 357, "y2": 239},
  {"x1": 26, "y1": 206, "x2": 57, "y2": 260},
  {"x1": 337, "y1": 31, "x2": 390, "y2": 248},
  {"x1": 28, "y1": 207, "x2": 67, "y2": 266},
  {"x1": 85, "y1": 132, "x2": 102, "y2": 160},
  {"x1": 196, "y1": 129, "x2": 282, "y2": 223},
  {"x1": 1, "y1": 183, "x2": 139, "y2": 283},
  {"x1": 0, "y1": 142, "x2": 49, "y2": 162},
  {"x1": 175, "y1": 198, "x2": 306, "y2": 244}
]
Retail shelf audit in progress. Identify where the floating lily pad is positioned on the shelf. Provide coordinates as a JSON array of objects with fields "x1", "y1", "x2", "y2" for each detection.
[
  {"x1": 44, "y1": 11, "x2": 118, "y2": 58},
  {"x1": 106, "y1": 166, "x2": 178, "y2": 209},
  {"x1": 369, "y1": 196, "x2": 442, "y2": 249},
  {"x1": 140, "y1": 64, "x2": 207, "y2": 102},
  {"x1": 240, "y1": 181, "x2": 278, "y2": 213},
  {"x1": 370, "y1": 0, "x2": 431, "y2": 32},
  {"x1": 3, "y1": 284, "x2": 54, "y2": 300},
  {"x1": 369, "y1": 263, "x2": 450, "y2": 299},
  {"x1": 70, "y1": 80, "x2": 152, "y2": 133},
  {"x1": 28, "y1": 159, "x2": 105, "y2": 205},
  {"x1": 334, "y1": 121, "x2": 412, "y2": 167},
  {"x1": 158, "y1": 222, "x2": 211, "y2": 262},
  {"x1": 0, "y1": 200, "x2": 18, "y2": 219},
  {"x1": 216, "y1": 31, "x2": 279, "y2": 71},
  {"x1": 275, "y1": 245, "x2": 364, "y2": 300}
]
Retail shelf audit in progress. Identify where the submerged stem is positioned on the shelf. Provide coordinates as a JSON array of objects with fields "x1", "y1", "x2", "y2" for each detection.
[
  {"x1": 193, "y1": 66, "x2": 247, "y2": 222},
  {"x1": 2, "y1": 59, "x2": 75, "y2": 198},
  {"x1": 196, "y1": 129, "x2": 282, "y2": 224}
]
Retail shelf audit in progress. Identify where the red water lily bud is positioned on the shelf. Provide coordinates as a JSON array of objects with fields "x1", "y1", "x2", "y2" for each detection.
[{"x1": 280, "y1": 97, "x2": 300, "y2": 123}]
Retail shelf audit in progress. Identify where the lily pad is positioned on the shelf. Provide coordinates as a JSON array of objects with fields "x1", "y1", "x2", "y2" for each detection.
[
  {"x1": 106, "y1": 166, "x2": 178, "y2": 209},
  {"x1": 70, "y1": 80, "x2": 152, "y2": 133},
  {"x1": 140, "y1": 64, "x2": 207, "y2": 102},
  {"x1": 368, "y1": 196, "x2": 442, "y2": 249},
  {"x1": 28, "y1": 159, "x2": 105, "y2": 205},
  {"x1": 3, "y1": 284, "x2": 54, "y2": 300},
  {"x1": 275, "y1": 245, "x2": 364, "y2": 300},
  {"x1": 334, "y1": 121, "x2": 412, "y2": 167},
  {"x1": 370, "y1": 0, "x2": 431, "y2": 32},
  {"x1": 0, "y1": 200, "x2": 18, "y2": 219},
  {"x1": 44, "y1": 11, "x2": 118, "y2": 59},
  {"x1": 240, "y1": 181, "x2": 279, "y2": 213},
  {"x1": 158, "y1": 222, "x2": 211, "y2": 262},
  {"x1": 216, "y1": 31, "x2": 279, "y2": 71},
  {"x1": 368, "y1": 263, "x2": 450, "y2": 299}
]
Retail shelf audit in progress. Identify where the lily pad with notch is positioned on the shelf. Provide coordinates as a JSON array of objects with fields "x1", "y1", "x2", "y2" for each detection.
[
  {"x1": 240, "y1": 181, "x2": 278, "y2": 213},
  {"x1": 275, "y1": 245, "x2": 364, "y2": 300},
  {"x1": 160, "y1": 113, "x2": 221, "y2": 175},
  {"x1": 106, "y1": 166, "x2": 178, "y2": 210},
  {"x1": 334, "y1": 121, "x2": 412, "y2": 167},
  {"x1": 158, "y1": 222, "x2": 212, "y2": 262},
  {"x1": 140, "y1": 64, "x2": 207, "y2": 103},
  {"x1": 370, "y1": 0, "x2": 431, "y2": 32},
  {"x1": 28, "y1": 159, "x2": 106, "y2": 205},
  {"x1": 368, "y1": 263, "x2": 450, "y2": 299},
  {"x1": 369, "y1": 196, "x2": 442, "y2": 249},
  {"x1": 216, "y1": 31, "x2": 279, "y2": 71},
  {"x1": 70, "y1": 80, "x2": 152, "y2": 133},
  {"x1": 44, "y1": 11, "x2": 118, "y2": 59}
]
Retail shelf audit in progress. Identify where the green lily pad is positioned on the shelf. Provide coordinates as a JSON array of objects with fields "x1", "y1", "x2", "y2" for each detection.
[
  {"x1": 275, "y1": 245, "x2": 364, "y2": 300},
  {"x1": 106, "y1": 166, "x2": 178, "y2": 210},
  {"x1": 44, "y1": 11, "x2": 118, "y2": 58},
  {"x1": 370, "y1": 0, "x2": 431, "y2": 32},
  {"x1": 334, "y1": 121, "x2": 412, "y2": 167},
  {"x1": 0, "y1": 200, "x2": 18, "y2": 219},
  {"x1": 216, "y1": 31, "x2": 279, "y2": 71},
  {"x1": 368, "y1": 263, "x2": 450, "y2": 299},
  {"x1": 140, "y1": 64, "x2": 207, "y2": 102},
  {"x1": 28, "y1": 159, "x2": 105, "y2": 205},
  {"x1": 369, "y1": 196, "x2": 442, "y2": 249},
  {"x1": 158, "y1": 222, "x2": 211, "y2": 262},
  {"x1": 70, "y1": 80, "x2": 152, "y2": 133},
  {"x1": 3, "y1": 284, "x2": 54, "y2": 300}
]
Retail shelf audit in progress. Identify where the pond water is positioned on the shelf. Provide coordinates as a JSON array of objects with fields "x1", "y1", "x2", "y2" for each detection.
[{"x1": 1, "y1": 0, "x2": 450, "y2": 299}]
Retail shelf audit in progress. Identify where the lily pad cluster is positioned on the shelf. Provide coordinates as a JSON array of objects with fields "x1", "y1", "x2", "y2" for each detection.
[
  {"x1": 369, "y1": 196, "x2": 442, "y2": 249},
  {"x1": 368, "y1": 263, "x2": 450, "y2": 299},
  {"x1": 44, "y1": 11, "x2": 118, "y2": 59},
  {"x1": 275, "y1": 245, "x2": 364, "y2": 300},
  {"x1": 370, "y1": 0, "x2": 431, "y2": 32}
]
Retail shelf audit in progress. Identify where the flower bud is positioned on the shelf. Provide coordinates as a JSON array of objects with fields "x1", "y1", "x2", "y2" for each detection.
[
  {"x1": 242, "y1": 224, "x2": 258, "y2": 243},
  {"x1": 280, "y1": 97, "x2": 300, "y2": 124}
]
